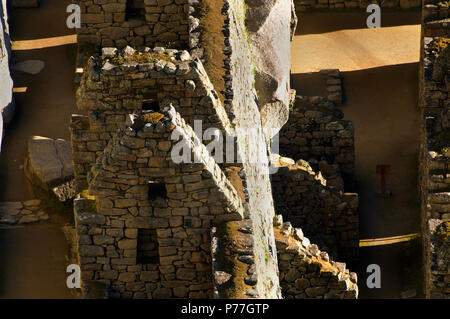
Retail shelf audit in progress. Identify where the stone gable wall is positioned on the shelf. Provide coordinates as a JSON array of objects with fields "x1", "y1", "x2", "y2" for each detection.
[
  {"x1": 72, "y1": 48, "x2": 234, "y2": 185},
  {"x1": 74, "y1": 106, "x2": 244, "y2": 298}
]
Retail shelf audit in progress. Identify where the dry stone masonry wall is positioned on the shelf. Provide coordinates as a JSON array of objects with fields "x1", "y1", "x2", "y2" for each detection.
[
  {"x1": 73, "y1": 47, "x2": 233, "y2": 186},
  {"x1": 278, "y1": 98, "x2": 355, "y2": 189},
  {"x1": 223, "y1": 0, "x2": 283, "y2": 298},
  {"x1": 295, "y1": 0, "x2": 421, "y2": 11},
  {"x1": 75, "y1": 0, "x2": 190, "y2": 49},
  {"x1": 420, "y1": 0, "x2": 450, "y2": 299},
  {"x1": 274, "y1": 215, "x2": 358, "y2": 299},
  {"x1": 75, "y1": 107, "x2": 244, "y2": 298},
  {"x1": 71, "y1": 0, "x2": 361, "y2": 299},
  {"x1": 271, "y1": 156, "x2": 359, "y2": 260}
]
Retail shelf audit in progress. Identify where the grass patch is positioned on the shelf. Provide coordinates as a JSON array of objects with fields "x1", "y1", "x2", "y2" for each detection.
[
  {"x1": 434, "y1": 221, "x2": 450, "y2": 245},
  {"x1": 214, "y1": 221, "x2": 253, "y2": 298},
  {"x1": 198, "y1": 0, "x2": 227, "y2": 106},
  {"x1": 429, "y1": 38, "x2": 450, "y2": 56}
]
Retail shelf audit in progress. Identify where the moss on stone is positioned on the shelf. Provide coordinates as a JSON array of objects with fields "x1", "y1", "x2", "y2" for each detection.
[
  {"x1": 430, "y1": 129, "x2": 450, "y2": 153},
  {"x1": 434, "y1": 221, "x2": 450, "y2": 245},
  {"x1": 429, "y1": 38, "x2": 450, "y2": 56},
  {"x1": 142, "y1": 112, "x2": 164, "y2": 124}
]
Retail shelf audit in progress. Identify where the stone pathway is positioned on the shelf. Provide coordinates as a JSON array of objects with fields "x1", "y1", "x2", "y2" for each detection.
[
  {"x1": 0, "y1": 0, "x2": 78, "y2": 298},
  {"x1": 0, "y1": 200, "x2": 49, "y2": 224}
]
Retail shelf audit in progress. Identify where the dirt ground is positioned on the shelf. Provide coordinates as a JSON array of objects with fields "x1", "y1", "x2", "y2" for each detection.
[
  {"x1": 0, "y1": 0, "x2": 78, "y2": 298},
  {"x1": 291, "y1": 10, "x2": 423, "y2": 298}
]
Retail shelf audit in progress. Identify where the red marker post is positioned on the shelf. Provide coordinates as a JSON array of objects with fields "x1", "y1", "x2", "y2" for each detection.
[{"x1": 376, "y1": 164, "x2": 392, "y2": 197}]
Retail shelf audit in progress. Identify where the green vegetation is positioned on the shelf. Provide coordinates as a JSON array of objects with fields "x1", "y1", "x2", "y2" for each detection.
[
  {"x1": 434, "y1": 221, "x2": 450, "y2": 245},
  {"x1": 429, "y1": 38, "x2": 450, "y2": 56}
]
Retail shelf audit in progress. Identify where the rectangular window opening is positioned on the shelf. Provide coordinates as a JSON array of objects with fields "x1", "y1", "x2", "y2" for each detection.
[
  {"x1": 126, "y1": 0, "x2": 146, "y2": 21},
  {"x1": 142, "y1": 92, "x2": 160, "y2": 111},
  {"x1": 148, "y1": 181, "x2": 167, "y2": 200},
  {"x1": 137, "y1": 229, "x2": 159, "y2": 265}
]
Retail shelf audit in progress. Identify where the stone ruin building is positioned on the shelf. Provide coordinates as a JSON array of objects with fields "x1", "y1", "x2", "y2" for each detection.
[
  {"x1": 64, "y1": 0, "x2": 450, "y2": 300},
  {"x1": 420, "y1": 3, "x2": 450, "y2": 299},
  {"x1": 70, "y1": 0, "x2": 362, "y2": 299}
]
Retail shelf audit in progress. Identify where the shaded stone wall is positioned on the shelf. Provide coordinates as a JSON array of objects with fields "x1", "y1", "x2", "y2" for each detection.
[
  {"x1": 74, "y1": 107, "x2": 244, "y2": 298},
  {"x1": 0, "y1": 0, "x2": 14, "y2": 154},
  {"x1": 295, "y1": 0, "x2": 421, "y2": 11},
  {"x1": 271, "y1": 158, "x2": 359, "y2": 260},
  {"x1": 75, "y1": 0, "x2": 190, "y2": 49},
  {"x1": 274, "y1": 216, "x2": 358, "y2": 299},
  {"x1": 278, "y1": 99, "x2": 355, "y2": 189},
  {"x1": 419, "y1": 1, "x2": 450, "y2": 298}
]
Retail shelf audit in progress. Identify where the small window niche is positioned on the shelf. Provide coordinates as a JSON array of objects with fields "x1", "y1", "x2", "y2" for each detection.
[
  {"x1": 148, "y1": 181, "x2": 167, "y2": 200},
  {"x1": 126, "y1": 0, "x2": 146, "y2": 21},
  {"x1": 137, "y1": 229, "x2": 159, "y2": 265},
  {"x1": 142, "y1": 92, "x2": 160, "y2": 111}
]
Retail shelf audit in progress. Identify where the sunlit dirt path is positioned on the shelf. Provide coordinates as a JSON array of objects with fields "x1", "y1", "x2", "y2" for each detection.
[
  {"x1": 0, "y1": 0, "x2": 78, "y2": 298},
  {"x1": 291, "y1": 10, "x2": 423, "y2": 298}
]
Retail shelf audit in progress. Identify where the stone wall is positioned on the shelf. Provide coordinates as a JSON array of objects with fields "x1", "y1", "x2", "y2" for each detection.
[
  {"x1": 0, "y1": 0, "x2": 14, "y2": 154},
  {"x1": 419, "y1": 1, "x2": 450, "y2": 298},
  {"x1": 75, "y1": 0, "x2": 190, "y2": 49},
  {"x1": 278, "y1": 97, "x2": 355, "y2": 189},
  {"x1": 74, "y1": 106, "x2": 244, "y2": 298},
  {"x1": 295, "y1": 0, "x2": 421, "y2": 11},
  {"x1": 274, "y1": 215, "x2": 358, "y2": 299},
  {"x1": 271, "y1": 156, "x2": 359, "y2": 260},
  {"x1": 223, "y1": 0, "x2": 282, "y2": 298},
  {"x1": 72, "y1": 47, "x2": 234, "y2": 186}
]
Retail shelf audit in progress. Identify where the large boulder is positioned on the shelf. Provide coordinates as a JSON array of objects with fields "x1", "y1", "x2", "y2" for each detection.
[
  {"x1": 25, "y1": 136, "x2": 74, "y2": 192},
  {"x1": 0, "y1": 0, "x2": 14, "y2": 154},
  {"x1": 245, "y1": 0, "x2": 297, "y2": 138}
]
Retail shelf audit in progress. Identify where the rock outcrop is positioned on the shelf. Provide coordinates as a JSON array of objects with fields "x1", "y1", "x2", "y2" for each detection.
[
  {"x1": 0, "y1": 0, "x2": 14, "y2": 154},
  {"x1": 25, "y1": 136, "x2": 75, "y2": 200},
  {"x1": 245, "y1": 0, "x2": 296, "y2": 138}
]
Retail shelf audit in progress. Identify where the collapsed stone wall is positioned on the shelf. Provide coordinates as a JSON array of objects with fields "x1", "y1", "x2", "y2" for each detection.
[
  {"x1": 0, "y1": 0, "x2": 14, "y2": 154},
  {"x1": 278, "y1": 98, "x2": 355, "y2": 189},
  {"x1": 75, "y1": 107, "x2": 244, "y2": 298},
  {"x1": 420, "y1": 2, "x2": 450, "y2": 298},
  {"x1": 294, "y1": 0, "x2": 421, "y2": 11},
  {"x1": 75, "y1": 0, "x2": 190, "y2": 49},
  {"x1": 274, "y1": 216, "x2": 358, "y2": 299},
  {"x1": 271, "y1": 157, "x2": 359, "y2": 260}
]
